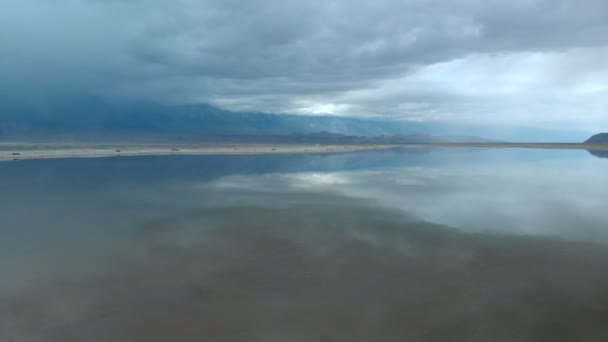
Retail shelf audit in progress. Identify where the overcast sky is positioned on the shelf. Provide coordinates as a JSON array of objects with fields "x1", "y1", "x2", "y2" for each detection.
[{"x1": 1, "y1": 0, "x2": 607, "y2": 132}]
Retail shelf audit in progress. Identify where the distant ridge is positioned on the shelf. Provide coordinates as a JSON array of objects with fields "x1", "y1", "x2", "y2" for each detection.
[
  {"x1": 0, "y1": 99, "x2": 496, "y2": 142},
  {"x1": 585, "y1": 133, "x2": 608, "y2": 144},
  {"x1": 0, "y1": 100, "x2": 433, "y2": 139}
]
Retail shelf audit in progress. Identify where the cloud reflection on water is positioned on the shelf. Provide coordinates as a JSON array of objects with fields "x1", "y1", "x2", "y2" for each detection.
[
  {"x1": 208, "y1": 158, "x2": 608, "y2": 241},
  {"x1": 2, "y1": 149, "x2": 608, "y2": 341},
  {"x1": 3, "y1": 191, "x2": 608, "y2": 342}
]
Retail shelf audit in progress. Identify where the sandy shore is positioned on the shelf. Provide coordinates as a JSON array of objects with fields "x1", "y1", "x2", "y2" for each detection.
[
  {"x1": 1, "y1": 142, "x2": 607, "y2": 162},
  {"x1": 0, "y1": 143, "x2": 396, "y2": 162}
]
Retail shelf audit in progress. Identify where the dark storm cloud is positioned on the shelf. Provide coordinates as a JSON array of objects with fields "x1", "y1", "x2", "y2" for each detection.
[{"x1": 1, "y1": 0, "x2": 607, "y2": 126}]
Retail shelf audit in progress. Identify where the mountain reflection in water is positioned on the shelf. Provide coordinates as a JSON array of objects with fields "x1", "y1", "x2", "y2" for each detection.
[{"x1": 588, "y1": 149, "x2": 608, "y2": 159}]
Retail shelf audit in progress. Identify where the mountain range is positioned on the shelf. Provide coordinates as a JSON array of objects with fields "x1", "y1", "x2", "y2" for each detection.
[
  {"x1": 0, "y1": 98, "x2": 489, "y2": 142},
  {"x1": 0, "y1": 97, "x2": 588, "y2": 142},
  {"x1": 0, "y1": 99, "x2": 409, "y2": 140}
]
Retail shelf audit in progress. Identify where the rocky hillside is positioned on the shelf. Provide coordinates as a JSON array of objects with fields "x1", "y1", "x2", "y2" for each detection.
[{"x1": 585, "y1": 133, "x2": 608, "y2": 144}]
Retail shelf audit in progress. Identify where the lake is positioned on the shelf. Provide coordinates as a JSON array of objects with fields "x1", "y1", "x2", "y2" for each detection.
[{"x1": 2, "y1": 147, "x2": 608, "y2": 341}]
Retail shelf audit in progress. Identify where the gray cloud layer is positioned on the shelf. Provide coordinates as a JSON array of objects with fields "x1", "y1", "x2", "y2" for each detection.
[{"x1": 1, "y1": 0, "x2": 607, "y2": 129}]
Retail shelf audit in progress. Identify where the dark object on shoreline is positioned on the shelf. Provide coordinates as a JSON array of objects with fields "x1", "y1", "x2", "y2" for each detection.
[
  {"x1": 12, "y1": 152, "x2": 20, "y2": 156},
  {"x1": 171, "y1": 148, "x2": 180, "y2": 152},
  {"x1": 585, "y1": 133, "x2": 608, "y2": 144}
]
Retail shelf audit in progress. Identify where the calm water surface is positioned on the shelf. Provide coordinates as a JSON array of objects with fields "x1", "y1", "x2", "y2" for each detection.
[{"x1": 1, "y1": 147, "x2": 608, "y2": 341}]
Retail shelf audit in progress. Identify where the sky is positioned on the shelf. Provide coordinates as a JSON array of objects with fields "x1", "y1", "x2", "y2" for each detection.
[{"x1": 1, "y1": 0, "x2": 607, "y2": 133}]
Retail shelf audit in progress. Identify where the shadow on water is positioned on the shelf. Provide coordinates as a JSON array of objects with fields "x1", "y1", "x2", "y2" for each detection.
[{"x1": 2, "y1": 190, "x2": 608, "y2": 342}]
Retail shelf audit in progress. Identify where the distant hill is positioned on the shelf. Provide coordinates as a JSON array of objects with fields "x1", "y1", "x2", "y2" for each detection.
[{"x1": 585, "y1": 133, "x2": 608, "y2": 144}]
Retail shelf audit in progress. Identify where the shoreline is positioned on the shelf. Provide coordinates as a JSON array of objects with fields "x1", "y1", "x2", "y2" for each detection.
[
  {"x1": 1, "y1": 142, "x2": 607, "y2": 162},
  {"x1": 424, "y1": 142, "x2": 608, "y2": 150},
  {"x1": 0, "y1": 144, "x2": 397, "y2": 162}
]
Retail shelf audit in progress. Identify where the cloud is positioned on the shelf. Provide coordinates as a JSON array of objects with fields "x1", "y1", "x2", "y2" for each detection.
[{"x1": 1, "y1": 0, "x2": 607, "y2": 129}]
